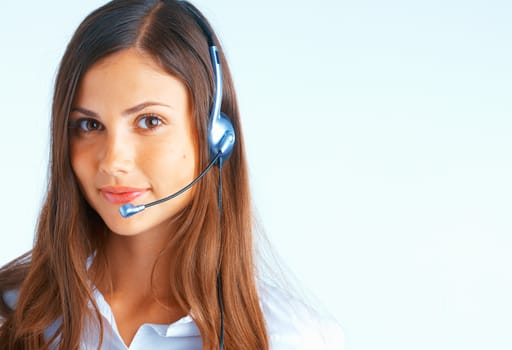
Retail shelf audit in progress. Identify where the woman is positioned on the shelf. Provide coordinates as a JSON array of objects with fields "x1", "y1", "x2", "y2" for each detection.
[{"x1": 0, "y1": 1, "x2": 343, "y2": 349}]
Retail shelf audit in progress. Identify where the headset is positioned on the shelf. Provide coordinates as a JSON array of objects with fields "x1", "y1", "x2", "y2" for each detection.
[
  {"x1": 119, "y1": 1, "x2": 236, "y2": 218},
  {"x1": 119, "y1": 2, "x2": 234, "y2": 349},
  {"x1": 188, "y1": 6, "x2": 237, "y2": 164}
]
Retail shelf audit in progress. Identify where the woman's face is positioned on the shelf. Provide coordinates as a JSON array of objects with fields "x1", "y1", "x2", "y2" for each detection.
[{"x1": 70, "y1": 48, "x2": 197, "y2": 237}]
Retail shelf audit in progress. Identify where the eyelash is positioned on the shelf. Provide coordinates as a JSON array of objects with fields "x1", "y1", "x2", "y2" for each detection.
[{"x1": 69, "y1": 114, "x2": 164, "y2": 134}]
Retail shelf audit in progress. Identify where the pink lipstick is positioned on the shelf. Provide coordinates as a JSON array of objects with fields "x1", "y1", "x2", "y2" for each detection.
[{"x1": 99, "y1": 186, "x2": 148, "y2": 205}]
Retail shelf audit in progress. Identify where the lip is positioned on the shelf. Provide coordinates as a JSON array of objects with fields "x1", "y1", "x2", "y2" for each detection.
[{"x1": 99, "y1": 186, "x2": 149, "y2": 205}]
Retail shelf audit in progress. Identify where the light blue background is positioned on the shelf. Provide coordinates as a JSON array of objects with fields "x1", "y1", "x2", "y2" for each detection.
[{"x1": 1, "y1": 1, "x2": 511, "y2": 349}]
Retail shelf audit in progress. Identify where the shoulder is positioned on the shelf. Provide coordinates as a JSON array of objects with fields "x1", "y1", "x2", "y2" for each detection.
[{"x1": 258, "y1": 283, "x2": 344, "y2": 350}]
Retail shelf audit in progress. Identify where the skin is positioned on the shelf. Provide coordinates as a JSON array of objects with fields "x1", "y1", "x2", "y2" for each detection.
[{"x1": 69, "y1": 48, "x2": 197, "y2": 346}]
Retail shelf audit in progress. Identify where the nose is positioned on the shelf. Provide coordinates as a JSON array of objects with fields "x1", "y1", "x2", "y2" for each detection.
[{"x1": 98, "y1": 131, "x2": 135, "y2": 176}]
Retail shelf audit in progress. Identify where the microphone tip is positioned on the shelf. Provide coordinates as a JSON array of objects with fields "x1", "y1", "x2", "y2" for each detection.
[{"x1": 119, "y1": 203, "x2": 146, "y2": 218}]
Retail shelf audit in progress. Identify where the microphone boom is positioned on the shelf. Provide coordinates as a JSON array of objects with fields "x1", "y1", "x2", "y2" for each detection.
[{"x1": 119, "y1": 152, "x2": 221, "y2": 218}]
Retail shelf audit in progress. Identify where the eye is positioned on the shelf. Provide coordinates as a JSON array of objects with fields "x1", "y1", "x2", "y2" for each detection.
[
  {"x1": 137, "y1": 114, "x2": 163, "y2": 129},
  {"x1": 70, "y1": 118, "x2": 104, "y2": 133}
]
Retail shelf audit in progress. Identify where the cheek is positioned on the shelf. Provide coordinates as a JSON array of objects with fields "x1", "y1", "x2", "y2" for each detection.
[
  {"x1": 140, "y1": 138, "x2": 197, "y2": 187},
  {"x1": 69, "y1": 144, "x2": 93, "y2": 188}
]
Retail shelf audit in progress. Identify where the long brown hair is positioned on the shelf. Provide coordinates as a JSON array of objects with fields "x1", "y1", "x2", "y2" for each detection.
[{"x1": 0, "y1": 1, "x2": 269, "y2": 349}]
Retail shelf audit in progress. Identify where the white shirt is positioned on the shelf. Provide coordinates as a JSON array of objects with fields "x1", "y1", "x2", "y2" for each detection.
[{"x1": 3, "y1": 283, "x2": 344, "y2": 349}]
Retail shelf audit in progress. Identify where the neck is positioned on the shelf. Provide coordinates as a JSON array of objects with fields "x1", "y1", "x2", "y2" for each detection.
[
  {"x1": 90, "y1": 226, "x2": 187, "y2": 347},
  {"x1": 93, "y1": 226, "x2": 175, "y2": 305}
]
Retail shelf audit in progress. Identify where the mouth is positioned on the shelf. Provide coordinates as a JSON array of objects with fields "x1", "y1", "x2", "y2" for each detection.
[{"x1": 99, "y1": 186, "x2": 149, "y2": 205}]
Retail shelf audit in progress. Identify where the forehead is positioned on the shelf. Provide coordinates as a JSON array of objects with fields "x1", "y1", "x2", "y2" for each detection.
[{"x1": 74, "y1": 48, "x2": 189, "y2": 111}]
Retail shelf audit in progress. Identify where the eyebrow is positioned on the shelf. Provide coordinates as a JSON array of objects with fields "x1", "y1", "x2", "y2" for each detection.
[{"x1": 70, "y1": 101, "x2": 173, "y2": 118}]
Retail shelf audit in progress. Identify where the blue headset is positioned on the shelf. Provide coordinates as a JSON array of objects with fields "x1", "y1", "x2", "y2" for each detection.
[
  {"x1": 119, "y1": 3, "x2": 236, "y2": 219},
  {"x1": 185, "y1": 2, "x2": 236, "y2": 164}
]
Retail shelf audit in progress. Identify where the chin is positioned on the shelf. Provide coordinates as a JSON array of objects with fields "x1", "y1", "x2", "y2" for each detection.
[
  {"x1": 97, "y1": 205, "x2": 180, "y2": 238},
  {"x1": 104, "y1": 221, "x2": 150, "y2": 237}
]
